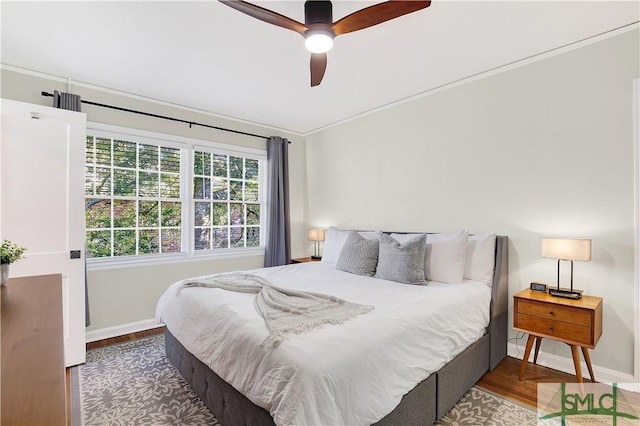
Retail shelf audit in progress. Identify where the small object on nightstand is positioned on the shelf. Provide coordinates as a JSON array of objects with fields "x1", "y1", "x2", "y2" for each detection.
[
  {"x1": 291, "y1": 257, "x2": 321, "y2": 264},
  {"x1": 529, "y1": 282, "x2": 548, "y2": 292},
  {"x1": 548, "y1": 287, "x2": 583, "y2": 299}
]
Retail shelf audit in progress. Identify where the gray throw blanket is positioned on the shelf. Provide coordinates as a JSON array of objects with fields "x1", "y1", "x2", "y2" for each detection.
[{"x1": 181, "y1": 273, "x2": 374, "y2": 347}]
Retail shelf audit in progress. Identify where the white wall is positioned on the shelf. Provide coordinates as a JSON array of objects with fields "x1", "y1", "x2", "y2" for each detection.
[
  {"x1": 0, "y1": 68, "x2": 307, "y2": 332},
  {"x1": 305, "y1": 30, "x2": 639, "y2": 376}
]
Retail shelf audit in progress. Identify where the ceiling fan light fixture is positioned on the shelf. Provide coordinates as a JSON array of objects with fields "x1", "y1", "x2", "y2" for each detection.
[
  {"x1": 218, "y1": 0, "x2": 432, "y2": 86},
  {"x1": 304, "y1": 30, "x2": 334, "y2": 54}
]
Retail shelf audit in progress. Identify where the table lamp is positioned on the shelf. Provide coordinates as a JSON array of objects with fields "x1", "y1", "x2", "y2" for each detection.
[
  {"x1": 307, "y1": 229, "x2": 326, "y2": 260},
  {"x1": 541, "y1": 238, "x2": 591, "y2": 299}
]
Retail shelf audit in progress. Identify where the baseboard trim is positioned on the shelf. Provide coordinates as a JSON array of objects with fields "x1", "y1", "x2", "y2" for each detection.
[
  {"x1": 507, "y1": 342, "x2": 637, "y2": 391},
  {"x1": 86, "y1": 319, "x2": 160, "y2": 343}
]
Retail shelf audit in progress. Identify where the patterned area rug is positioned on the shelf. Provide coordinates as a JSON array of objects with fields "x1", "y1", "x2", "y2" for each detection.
[
  {"x1": 73, "y1": 335, "x2": 218, "y2": 425},
  {"x1": 72, "y1": 334, "x2": 538, "y2": 425},
  {"x1": 436, "y1": 387, "x2": 539, "y2": 426}
]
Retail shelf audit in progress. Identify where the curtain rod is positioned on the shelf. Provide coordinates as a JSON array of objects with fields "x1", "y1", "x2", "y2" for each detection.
[{"x1": 41, "y1": 91, "x2": 272, "y2": 140}]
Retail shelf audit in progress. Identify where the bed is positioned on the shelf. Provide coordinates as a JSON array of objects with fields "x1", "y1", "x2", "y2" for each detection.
[{"x1": 156, "y1": 231, "x2": 508, "y2": 425}]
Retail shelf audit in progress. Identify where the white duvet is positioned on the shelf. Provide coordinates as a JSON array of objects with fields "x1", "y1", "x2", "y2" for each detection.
[{"x1": 155, "y1": 262, "x2": 491, "y2": 426}]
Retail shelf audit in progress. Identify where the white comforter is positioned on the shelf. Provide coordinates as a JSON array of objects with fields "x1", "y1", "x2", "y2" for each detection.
[{"x1": 155, "y1": 262, "x2": 491, "y2": 426}]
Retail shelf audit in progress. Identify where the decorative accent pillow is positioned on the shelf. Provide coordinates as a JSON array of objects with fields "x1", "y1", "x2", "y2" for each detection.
[
  {"x1": 465, "y1": 233, "x2": 497, "y2": 286},
  {"x1": 389, "y1": 233, "x2": 423, "y2": 243},
  {"x1": 375, "y1": 233, "x2": 426, "y2": 285},
  {"x1": 336, "y1": 231, "x2": 379, "y2": 277},
  {"x1": 391, "y1": 231, "x2": 468, "y2": 283},
  {"x1": 321, "y1": 227, "x2": 350, "y2": 265},
  {"x1": 358, "y1": 231, "x2": 380, "y2": 240}
]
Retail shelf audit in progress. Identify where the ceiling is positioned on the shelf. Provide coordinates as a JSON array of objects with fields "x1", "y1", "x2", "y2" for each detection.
[{"x1": 1, "y1": 1, "x2": 638, "y2": 135}]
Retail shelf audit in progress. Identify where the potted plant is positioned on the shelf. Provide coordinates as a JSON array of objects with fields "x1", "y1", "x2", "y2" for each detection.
[{"x1": 1, "y1": 239, "x2": 26, "y2": 285}]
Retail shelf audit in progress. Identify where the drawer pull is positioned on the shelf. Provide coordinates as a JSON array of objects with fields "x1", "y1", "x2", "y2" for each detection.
[
  {"x1": 548, "y1": 310, "x2": 554, "y2": 315},
  {"x1": 548, "y1": 326, "x2": 554, "y2": 331}
]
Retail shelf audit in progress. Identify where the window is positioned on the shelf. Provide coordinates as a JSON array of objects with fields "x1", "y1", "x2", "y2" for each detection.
[
  {"x1": 85, "y1": 136, "x2": 182, "y2": 257},
  {"x1": 193, "y1": 151, "x2": 262, "y2": 250},
  {"x1": 84, "y1": 125, "x2": 265, "y2": 266}
]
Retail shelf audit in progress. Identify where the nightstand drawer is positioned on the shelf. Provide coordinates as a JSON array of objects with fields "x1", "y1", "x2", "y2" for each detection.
[
  {"x1": 517, "y1": 299, "x2": 592, "y2": 327},
  {"x1": 516, "y1": 314, "x2": 593, "y2": 346}
]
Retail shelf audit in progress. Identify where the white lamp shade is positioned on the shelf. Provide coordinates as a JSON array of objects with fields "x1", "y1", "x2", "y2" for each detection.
[
  {"x1": 307, "y1": 229, "x2": 326, "y2": 242},
  {"x1": 541, "y1": 238, "x2": 591, "y2": 261}
]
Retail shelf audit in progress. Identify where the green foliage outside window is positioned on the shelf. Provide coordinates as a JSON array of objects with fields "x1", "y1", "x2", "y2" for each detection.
[
  {"x1": 85, "y1": 133, "x2": 263, "y2": 260},
  {"x1": 85, "y1": 135, "x2": 182, "y2": 258},
  {"x1": 193, "y1": 151, "x2": 261, "y2": 250}
]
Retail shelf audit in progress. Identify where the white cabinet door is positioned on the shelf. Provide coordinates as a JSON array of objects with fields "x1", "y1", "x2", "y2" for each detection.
[{"x1": 1, "y1": 98, "x2": 87, "y2": 367}]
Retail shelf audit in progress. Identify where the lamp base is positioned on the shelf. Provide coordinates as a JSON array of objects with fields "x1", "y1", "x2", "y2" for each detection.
[{"x1": 548, "y1": 287, "x2": 583, "y2": 300}]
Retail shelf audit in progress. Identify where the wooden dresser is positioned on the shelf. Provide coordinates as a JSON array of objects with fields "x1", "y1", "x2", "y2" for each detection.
[
  {"x1": 513, "y1": 288, "x2": 602, "y2": 383},
  {"x1": 1, "y1": 274, "x2": 67, "y2": 425}
]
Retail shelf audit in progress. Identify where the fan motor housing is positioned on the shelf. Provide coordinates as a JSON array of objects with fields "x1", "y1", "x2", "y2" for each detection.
[{"x1": 305, "y1": 1, "x2": 332, "y2": 26}]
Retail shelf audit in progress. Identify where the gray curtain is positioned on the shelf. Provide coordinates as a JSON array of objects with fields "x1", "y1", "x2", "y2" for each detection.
[
  {"x1": 52, "y1": 90, "x2": 89, "y2": 326},
  {"x1": 53, "y1": 90, "x2": 82, "y2": 112},
  {"x1": 264, "y1": 137, "x2": 291, "y2": 267}
]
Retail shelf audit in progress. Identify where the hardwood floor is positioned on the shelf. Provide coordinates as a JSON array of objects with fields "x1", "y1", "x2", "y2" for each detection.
[
  {"x1": 85, "y1": 326, "x2": 165, "y2": 350},
  {"x1": 476, "y1": 355, "x2": 588, "y2": 408},
  {"x1": 81, "y1": 327, "x2": 583, "y2": 412}
]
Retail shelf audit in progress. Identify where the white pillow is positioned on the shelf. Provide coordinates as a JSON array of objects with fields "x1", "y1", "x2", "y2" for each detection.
[
  {"x1": 465, "y1": 233, "x2": 497, "y2": 286},
  {"x1": 321, "y1": 227, "x2": 350, "y2": 265},
  {"x1": 391, "y1": 231, "x2": 468, "y2": 283},
  {"x1": 425, "y1": 230, "x2": 469, "y2": 283}
]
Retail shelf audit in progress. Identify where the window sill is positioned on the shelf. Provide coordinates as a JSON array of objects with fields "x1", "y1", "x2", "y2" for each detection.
[{"x1": 86, "y1": 247, "x2": 265, "y2": 272}]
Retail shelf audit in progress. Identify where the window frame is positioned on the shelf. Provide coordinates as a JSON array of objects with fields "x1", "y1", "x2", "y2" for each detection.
[
  {"x1": 192, "y1": 144, "x2": 266, "y2": 252},
  {"x1": 85, "y1": 123, "x2": 266, "y2": 271}
]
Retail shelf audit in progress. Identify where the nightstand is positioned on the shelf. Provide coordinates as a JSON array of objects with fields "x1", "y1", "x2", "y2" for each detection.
[
  {"x1": 290, "y1": 257, "x2": 321, "y2": 264},
  {"x1": 513, "y1": 289, "x2": 602, "y2": 383}
]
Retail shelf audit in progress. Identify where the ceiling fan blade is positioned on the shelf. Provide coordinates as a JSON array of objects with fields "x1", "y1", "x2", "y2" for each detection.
[
  {"x1": 310, "y1": 53, "x2": 327, "y2": 87},
  {"x1": 332, "y1": 1, "x2": 431, "y2": 36},
  {"x1": 219, "y1": 0, "x2": 307, "y2": 36}
]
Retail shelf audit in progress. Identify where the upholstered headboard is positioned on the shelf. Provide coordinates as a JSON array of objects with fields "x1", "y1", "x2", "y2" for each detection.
[{"x1": 489, "y1": 235, "x2": 509, "y2": 370}]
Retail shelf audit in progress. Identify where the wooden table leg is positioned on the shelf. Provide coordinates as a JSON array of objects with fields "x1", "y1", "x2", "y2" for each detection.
[
  {"x1": 519, "y1": 334, "x2": 536, "y2": 380},
  {"x1": 570, "y1": 345, "x2": 583, "y2": 383},
  {"x1": 533, "y1": 337, "x2": 542, "y2": 364},
  {"x1": 581, "y1": 346, "x2": 595, "y2": 382}
]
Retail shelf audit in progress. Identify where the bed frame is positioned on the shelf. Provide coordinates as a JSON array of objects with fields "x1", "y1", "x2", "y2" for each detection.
[{"x1": 165, "y1": 235, "x2": 508, "y2": 425}]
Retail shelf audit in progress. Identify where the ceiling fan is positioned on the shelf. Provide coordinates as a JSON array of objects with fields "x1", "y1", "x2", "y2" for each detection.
[{"x1": 219, "y1": 0, "x2": 432, "y2": 87}]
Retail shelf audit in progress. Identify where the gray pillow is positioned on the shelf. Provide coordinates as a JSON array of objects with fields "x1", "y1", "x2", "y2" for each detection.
[
  {"x1": 375, "y1": 233, "x2": 427, "y2": 284},
  {"x1": 336, "y1": 231, "x2": 380, "y2": 276}
]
